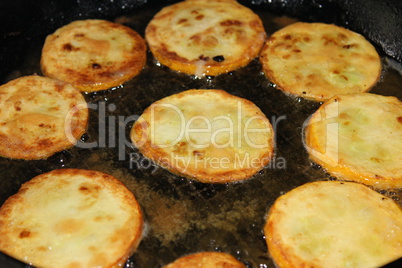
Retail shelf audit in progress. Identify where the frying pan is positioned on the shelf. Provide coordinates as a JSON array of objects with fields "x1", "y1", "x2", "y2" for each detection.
[{"x1": 0, "y1": 0, "x2": 401, "y2": 267}]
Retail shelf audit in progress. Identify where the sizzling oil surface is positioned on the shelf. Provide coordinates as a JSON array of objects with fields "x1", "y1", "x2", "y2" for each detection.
[{"x1": 0, "y1": 3, "x2": 401, "y2": 268}]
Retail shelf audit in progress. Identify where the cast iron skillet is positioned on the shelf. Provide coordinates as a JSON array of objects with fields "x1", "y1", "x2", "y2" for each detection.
[{"x1": 0, "y1": 0, "x2": 401, "y2": 267}]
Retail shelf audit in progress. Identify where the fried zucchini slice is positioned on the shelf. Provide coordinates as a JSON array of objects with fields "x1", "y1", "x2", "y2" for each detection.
[
  {"x1": 41, "y1": 19, "x2": 146, "y2": 92},
  {"x1": 146, "y1": 0, "x2": 266, "y2": 76},
  {"x1": 0, "y1": 75, "x2": 88, "y2": 160},
  {"x1": 265, "y1": 181, "x2": 402, "y2": 268},
  {"x1": 304, "y1": 93, "x2": 402, "y2": 188},
  {"x1": 0, "y1": 169, "x2": 143, "y2": 268},
  {"x1": 131, "y1": 89, "x2": 274, "y2": 183},
  {"x1": 260, "y1": 22, "x2": 381, "y2": 101},
  {"x1": 164, "y1": 252, "x2": 245, "y2": 268}
]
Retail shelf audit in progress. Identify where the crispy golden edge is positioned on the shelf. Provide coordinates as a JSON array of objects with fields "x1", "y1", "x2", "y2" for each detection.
[
  {"x1": 304, "y1": 94, "x2": 402, "y2": 189},
  {"x1": 264, "y1": 181, "x2": 402, "y2": 267},
  {"x1": 264, "y1": 198, "x2": 315, "y2": 268},
  {"x1": 148, "y1": 42, "x2": 263, "y2": 77},
  {"x1": 306, "y1": 133, "x2": 402, "y2": 189},
  {"x1": 164, "y1": 251, "x2": 246, "y2": 268},
  {"x1": 145, "y1": 0, "x2": 266, "y2": 76},
  {"x1": 131, "y1": 89, "x2": 274, "y2": 183},
  {"x1": 259, "y1": 22, "x2": 381, "y2": 101},
  {"x1": 0, "y1": 75, "x2": 88, "y2": 160},
  {"x1": 0, "y1": 169, "x2": 143, "y2": 268},
  {"x1": 41, "y1": 19, "x2": 147, "y2": 92}
]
